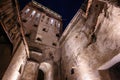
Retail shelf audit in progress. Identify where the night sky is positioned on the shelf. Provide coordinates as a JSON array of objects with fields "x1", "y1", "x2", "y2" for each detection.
[{"x1": 18, "y1": 0, "x2": 84, "y2": 30}]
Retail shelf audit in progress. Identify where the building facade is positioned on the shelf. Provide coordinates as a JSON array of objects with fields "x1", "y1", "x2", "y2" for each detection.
[
  {"x1": 0, "y1": 0, "x2": 29, "y2": 80},
  {"x1": 60, "y1": 0, "x2": 120, "y2": 80},
  {"x1": 20, "y1": 1, "x2": 62, "y2": 80},
  {"x1": 1, "y1": 0, "x2": 120, "y2": 80},
  {"x1": 0, "y1": 0, "x2": 62, "y2": 80}
]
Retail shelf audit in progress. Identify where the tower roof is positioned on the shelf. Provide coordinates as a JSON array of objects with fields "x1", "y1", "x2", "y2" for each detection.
[{"x1": 30, "y1": 0, "x2": 62, "y2": 21}]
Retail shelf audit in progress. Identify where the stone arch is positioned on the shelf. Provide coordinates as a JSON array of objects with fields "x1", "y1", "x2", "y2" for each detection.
[
  {"x1": 37, "y1": 69, "x2": 44, "y2": 80},
  {"x1": 39, "y1": 62, "x2": 53, "y2": 80},
  {"x1": 98, "y1": 53, "x2": 120, "y2": 70},
  {"x1": 98, "y1": 53, "x2": 120, "y2": 80}
]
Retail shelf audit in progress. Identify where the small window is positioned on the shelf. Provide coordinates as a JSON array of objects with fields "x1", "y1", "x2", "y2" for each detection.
[
  {"x1": 37, "y1": 37, "x2": 42, "y2": 42},
  {"x1": 34, "y1": 24, "x2": 38, "y2": 27},
  {"x1": 22, "y1": 19, "x2": 27, "y2": 22},
  {"x1": 42, "y1": 15, "x2": 45, "y2": 19},
  {"x1": 41, "y1": 15, "x2": 45, "y2": 22},
  {"x1": 35, "y1": 13, "x2": 40, "y2": 20},
  {"x1": 46, "y1": 17, "x2": 49, "y2": 24},
  {"x1": 42, "y1": 28, "x2": 48, "y2": 32},
  {"x1": 52, "y1": 42, "x2": 57, "y2": 46},
  {"x1": 50, "y1": 18, "x2": 54, "y2": 24},
  {"x1": 71, "y1": 68, "x2": 74, "y2": 75},
  {"x1": 91, "y1": 33, "x2": 96, "y2": 43},
  {"x1": 47, "y1": 18, "x2": 50, "y2": 21},
  {"x1": 36, "y1": 13, "x2": 40, "y2": 18},
  {"x1": 30, "y1": 10, "x2": 36, "y2": 17},
  {"x1": 56, "y1": 33, "x2": 60, "y2": 38},
  {"x1": 25, "y1": 33, "x2": 31, "y2": 38},
  {"x1": 25, "y1": 8, "x2": 30, "y2": 14},
  {"x1": 19, "y1": 65, "x2": 23, "y2": 74},
  {"x1": 58, "y1": 23, "x2": 60, "y2": 28},
  {"x1": 34, "y1": 13, "x2": 40, "y2": 26}
]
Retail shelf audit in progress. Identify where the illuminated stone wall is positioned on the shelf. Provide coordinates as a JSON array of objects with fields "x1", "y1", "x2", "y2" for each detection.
[
  {"x1": 21, "y1": 1, "x2": 62, "y2": 47},
  {"x1": 22, "y1": 61, "x2": 39, "y2": 80},
  {"x1": 0, "y1": 0, "x2": 29, "y2": 80},
  {"x1": 60, "y1": 0, "x2": 120, "y2": 80},
  {"x1": 2, "y1": 41, "x2": 28, "y2": 80},
  {"x1": 20, "y1": 1, "x2": 62, "y2": 80}
]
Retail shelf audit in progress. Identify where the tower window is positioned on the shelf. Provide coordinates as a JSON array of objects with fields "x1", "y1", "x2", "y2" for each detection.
[
  {"x1": 58, "y1": 23, "x2": 60, "y2": 28},
  {"x1": 50, "y1": 18, "x2": 54, "y2": 24},
  {"x1": 25, "y1": 33, "x2": 31, "y2": 38},
  {"x1": 36, "y1": 13, "x2": 40, "y2": 18},
  {"x1": 30, "y1": 10, "x2": 36, "y2": 17},
  {"x1": 41, "y1": 15, "x2": 45, "y2": 22},
  {"x1": 33, "y1": 24, "x2": 38, "y2": 27},
  {"x1": 42, "y1": 28, "x2": 48, "y2": 32},
  {"x1": 42, "y1": 15, "x2": 45, "y2": 19},
  {"x1": 33, "y1": 13, "x2": 40, "y2": 27},
  {"x1": 25, "y1": 8, "x2": 30, "y2": 14},
  {"x1": 22, "y1": 19, "x2": 27, "y2": 23},
  {"x1": 19, "y1": 65, "x2": 23, "y2": 74},
  {"x1": 36, "y1": 37, "x2": 42, "y2": 42},
  {"x1": 52, "y1": 42, "x2": 57, "y2": 46},
  {"x1": 46, "y1": 17, "x2": 50, "y2": 24},
  {"x1": 35, "y1": 13, "x2": 40, "y2": 20},
  {"x1": 71, "y1": 68, "x2": 74, "y2": 75},
  {"x1": 56, "y1": 33, "x2": 60, "y2": 38}
]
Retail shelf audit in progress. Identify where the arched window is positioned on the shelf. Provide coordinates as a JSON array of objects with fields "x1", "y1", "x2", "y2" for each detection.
[
  {"x1": 25, "y1": 8, "x2": 30, "y2": 14},
  {"x1": 33, "y1": 13, "x2": 40, "y2": 27},
  {"x1": 36, "y1": 13, "x2": 40, "y2": 18},
  {"x1": 50, "y1": 18, "x2": 54, "y2": 24},
  {"x1": 58, "y1": 23, "x2": 60, "y2": 28},
  {"x1": 30, "y1": 10, "x2": 36, "y2": 17},
  {"x1": 35, "y1": 13, "x2": 40, "y2": 21}
]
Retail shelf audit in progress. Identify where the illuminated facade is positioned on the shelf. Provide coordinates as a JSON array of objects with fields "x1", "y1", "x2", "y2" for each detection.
[
  {"x1": 1, "y1": 0, "x2": 120, "y2": 80},
  {"x1": 0, "y1": 0, "x2": 62, "y2": 80},
  {"x1": 20, "y1": 1, "x2": 62, "y2": 80}
]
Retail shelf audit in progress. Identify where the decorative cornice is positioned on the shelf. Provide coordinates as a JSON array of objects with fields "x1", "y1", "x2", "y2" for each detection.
[{"x1": 32, "y1": 0, "x2": 62, "y2": 20}]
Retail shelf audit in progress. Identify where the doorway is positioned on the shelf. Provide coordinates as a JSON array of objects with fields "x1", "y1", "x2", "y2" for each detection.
[{"x1": 37, "y1": 69, "x2": 44, "y2": 80}]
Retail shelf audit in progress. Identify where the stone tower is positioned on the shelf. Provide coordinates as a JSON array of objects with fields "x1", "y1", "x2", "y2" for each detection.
[
  {"x1": 20, "y1": 1, "x2": 62, "y2": 80},
  {"x1": 21, "y1": 1, "x2": 62, "y2": 47},
  {"x1": 0, "y1": 0, "x2": 62, "y2": 80},
  {"x1": 1, "y1": 0, "x2": 120, "y2": 80},
  {"x1": 21, "y1": 1, "x2": 62, "y2": 80},
  {"x1": 60, "y1": 0, "x2": 120, "y2": 80}
]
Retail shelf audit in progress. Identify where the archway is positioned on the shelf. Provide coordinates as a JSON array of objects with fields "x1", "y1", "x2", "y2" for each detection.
[
  {"x1": 39, "y1": 62, "x2": 53, "y2": 80},
  {"x1": 37, "y1": 69, "x2": 44, "y2": 80},
  {"x1": 98, "y1": 53, "x2": 120, "y2": 80}
]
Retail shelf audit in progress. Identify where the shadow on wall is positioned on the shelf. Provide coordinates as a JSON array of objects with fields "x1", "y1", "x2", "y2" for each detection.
[
  {"x1": 99, "y1": 62, "x2": 120, "y2": 80},
  {"x1": 0, "y1": 23, "x2": 13, "y2": 79}
]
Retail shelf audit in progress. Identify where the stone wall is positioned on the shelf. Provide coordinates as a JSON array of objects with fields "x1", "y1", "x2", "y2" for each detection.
[
  {"x1": 21, "y1": 61, "x2": 39, "y2": 80},
  {"x1": 60, "y1": 0, "x2": 120, "y2": 80},
  {"x1": 20, "y1": 1, "x2": 62, "y2": 80},
  {"x1": 2, "y1": 41, "x2": 28, "y2": 80}
]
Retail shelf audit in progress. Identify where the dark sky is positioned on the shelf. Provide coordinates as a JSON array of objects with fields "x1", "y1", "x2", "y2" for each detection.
[{"x1": 18, "y1": 0, "x2": 84, "y2": 30}]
